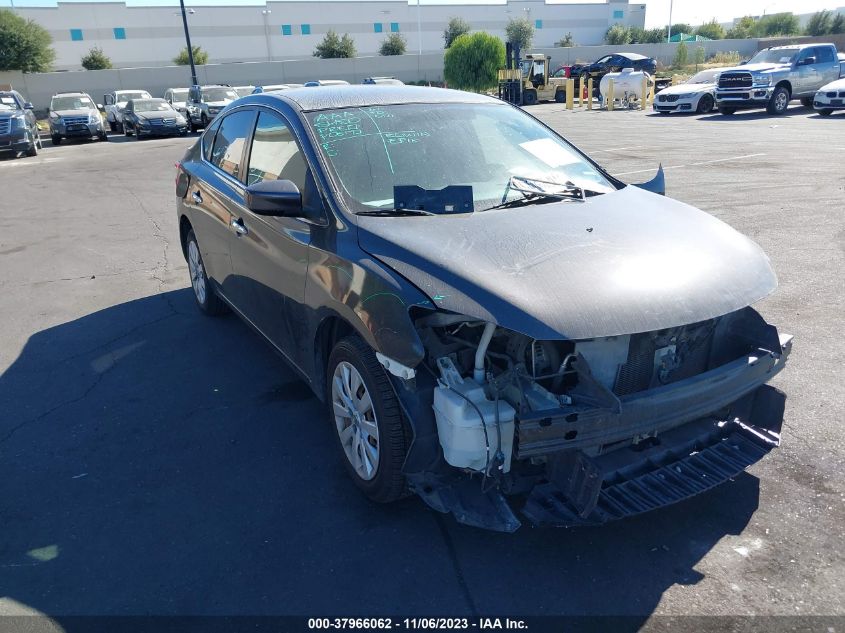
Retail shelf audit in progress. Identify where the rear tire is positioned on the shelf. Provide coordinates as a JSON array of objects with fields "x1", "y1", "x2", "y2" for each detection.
[
  {"x1": 109, "y1": 120, "x2": 117, "y2": 133},
  {"x1": 554, "y1": 90, "x2": 566, "y2": 103},
  {"x1": 185, "y1": 229, "x2": 228, "y2": 316},
  {"x1": 327, "y1": 335, "x2": 410, "y2": 503},
  {"x1": 718, "y1": 107, "x2": 736, "y2": 115},
  {"x1": 766, "y1": 86, "x2": 790, "y2": 115},
  {"x1": 697, "y1": 94, "x2": 715, "y2": 114}
]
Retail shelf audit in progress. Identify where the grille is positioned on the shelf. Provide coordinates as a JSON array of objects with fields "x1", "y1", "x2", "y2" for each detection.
[
  {"x1": 63, "y1": 116, "x2": 88, "y2": 126},
  {"x1": 148, "y1": 118, "x2": 163, "y2": 125},
  {"x1": 840, "y1": 91, "x2": 845, "y2": 98},
  {"x1": 0, "y1": 118, "x2": 10, "y2": 135},
  {"x1": 718, "y1": 72, "x2": 752, "y2": 89},
  {"x1": 827, "y1": 92, "x2": 837, "y2": 98},
  {"x1": 658, "y1": 94, "x2": 679, "y2": 103},
  {"x1": 161, "y1": 117, "x2": 177, "y2": 125},
  {"x1": 613, "y1": 334, "x2": 655, "y2": 396}
]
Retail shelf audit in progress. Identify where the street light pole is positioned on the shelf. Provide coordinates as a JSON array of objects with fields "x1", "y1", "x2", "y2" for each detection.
[
  {"x1": 179, "y1": 0, "x2": 198, "y2": 86},
  {"x1": 667, "y1": 0, "x2": 674, "y2": 43},
  {"x1": 416, "y1": 0, "x2": 422, "y2": 56},
  {"x1": 262, "y1": 9, "x2": 272, "y2": 61}
]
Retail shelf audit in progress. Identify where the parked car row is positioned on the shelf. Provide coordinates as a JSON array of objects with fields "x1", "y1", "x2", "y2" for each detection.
[{"x1": 654, "y1": 43, "x2": 845, "y2": 117}]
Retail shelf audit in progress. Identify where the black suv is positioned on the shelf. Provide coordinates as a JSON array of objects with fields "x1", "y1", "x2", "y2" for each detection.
[{"x1": 0, "y1": 90, "x2": 41, "y2": 158}]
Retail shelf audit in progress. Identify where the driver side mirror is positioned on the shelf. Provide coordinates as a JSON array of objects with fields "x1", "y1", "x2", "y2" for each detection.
[
  {"x1": 24, "y1": 102, "x2": 33, "y2": 110},
  {"x1": 97, "y1": 103, "x2": 105, "y2": 111},
  {"x1": 797, "y1": 56, "x2": 816, "y2": 66},
  {"x1": 245, "y1": 179, "x2": 303, "y2": 217}
]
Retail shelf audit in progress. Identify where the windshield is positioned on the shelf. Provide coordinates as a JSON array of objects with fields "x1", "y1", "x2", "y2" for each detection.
[
  {"x1": 687, "y1": 70, "x2": 719, "y2": 84},
  {"x1": 170, "y1": 89, "x2": 188, "y2": 102},
  {"x1": 748, "y1": 49, "x2": 799, "y2": 64},
  {"x1": 202, "y1": 88, "x2": 238, "y2": 102},
  {"x1": 51, "y1": 96, "x2": 95, "y2": 111},
  {"x1": 306, "y1": 103, "x2": 615, "y2": 214},
  {"x1": 0, "y1": 94, "x2": 19, "y2": 111},
  {"x1": 134, "y1": 99, "x2": 171, "y2": 112},
  {"x1": 234, "y1": 87, "x2": 254, "y2": 97},
  {"x1": 117, "y1": 91, "x2": 150, "y2": 103}
]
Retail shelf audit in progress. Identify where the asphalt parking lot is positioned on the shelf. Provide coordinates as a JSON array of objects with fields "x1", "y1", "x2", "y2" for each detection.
[{"x1": 1, "y1": 104, "x2": 843, "y2": 627}]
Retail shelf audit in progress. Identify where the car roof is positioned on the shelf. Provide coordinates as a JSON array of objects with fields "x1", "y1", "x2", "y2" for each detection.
[
  {"x1": 53, "y1": 92, "x2": 89, "y2": 97},
  {"x1": 617, "y1": 52, "x2": 648, "y2": 60},
  {"x1": 255, "y1": 85, "x2": 498, "y2": 112}
]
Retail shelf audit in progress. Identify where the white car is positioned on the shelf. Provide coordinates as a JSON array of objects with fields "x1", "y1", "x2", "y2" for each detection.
[
  {"x1": 814, "y1": 77, "x2": 845, "y2": 116},
  {"x1": 653, "y1": 69, "x2": 720, "y2": 115}
]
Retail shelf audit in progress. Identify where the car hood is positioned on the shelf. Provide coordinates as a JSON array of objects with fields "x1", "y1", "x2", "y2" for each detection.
[
  {"x1": 136, "y1": 110, "x2": 179, "y2": 120},
  {"x1": 723, "y1": 63, "x2": 789, "y2": 74},
  {"x1": 205, "y1": 101, "x2": 231, "y2": 108},
  {"x1": 53, "y1": 108, "x2": 95, "y2": 118},
  {"x1": 819, "y1": 77, "x2": 845, "y2": 91},
  {"x1": 357, "y1": 185, "x2": 777, "y2": 340},
  {"x1": 659, "y1": 82, "x2": 713, "y2": 95}
]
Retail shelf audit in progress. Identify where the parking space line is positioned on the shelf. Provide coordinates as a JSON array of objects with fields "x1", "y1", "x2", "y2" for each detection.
[{"x1": 614, "y1": 153, "x2": 765, "y2": 177}]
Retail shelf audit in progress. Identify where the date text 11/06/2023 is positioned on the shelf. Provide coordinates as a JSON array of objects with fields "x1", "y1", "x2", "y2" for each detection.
[{"x1": 307, "y1": 617, "x2": 529, "y2": 630}]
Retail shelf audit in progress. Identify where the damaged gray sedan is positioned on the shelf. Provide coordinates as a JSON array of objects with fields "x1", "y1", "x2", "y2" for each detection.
[{"x1": 175, "y1": 86, "x2": 791, "y2": 532}]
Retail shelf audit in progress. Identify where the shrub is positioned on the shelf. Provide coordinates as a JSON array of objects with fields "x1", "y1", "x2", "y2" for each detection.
[
  {"x1": 173, "y1": 45, "x2": 208, "y2": 66},
  {"x1": 708, "y1": 50, "x2": 741, "y2": 65},
  {"x1": 832, "y1": 13, "x2": 845, "y2": 34},
  {"x1": 726, "y1": 16, "x2": 756, "y2": 39},
  {"x1": 805, "y1": 10, "x2": 832, "y2": 35},
  {"x1": 754, "y1": 13, "x2": 800, "y2": 37},
  {"x1": 443, "y1": 17, "x2": 470, "y2": 49},
  {"x1": 605, "y1": 24, "x2": 631, "y2": 45},
  {"x1": 379, "y1": 33, "x2": 406, "y2": 56},
  {"x1": 555, "y1": 32, "x2": 575, "y2": 47},
  {"x1": 673, "y1": 41, "x2": 688, "y2": 68},
  {"x1": 81, "y1": 46, "x2": 112, "y2": 70},
  {"x1": 443, "y1": 32, "x2": 505, "y2": 92},
  {"x1": 696, "y1": 19, "x2": 726, "y2": 40},
  {"x1": 313, "y1": 30, "x2": 356, "y2": 59}
]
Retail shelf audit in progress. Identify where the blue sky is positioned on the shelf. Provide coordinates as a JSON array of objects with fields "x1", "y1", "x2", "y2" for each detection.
[{"x1": 3, "y1": 0, "x2": 843, "y2": 28}]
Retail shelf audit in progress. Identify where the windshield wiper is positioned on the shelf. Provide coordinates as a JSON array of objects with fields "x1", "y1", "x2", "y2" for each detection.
[
  {"x1": 483, "y1": 176, "x2": 602, "y2": 211},
  {"x1": 356, "y1": 208, "x2": 435, "y2": 217}
]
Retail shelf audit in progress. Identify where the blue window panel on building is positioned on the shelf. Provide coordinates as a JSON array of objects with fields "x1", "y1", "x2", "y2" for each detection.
[
  {"x1": 535, "y1": 19, "x2": 542, "y2": 29},
  {"x1": 613, "y1": 10, "x2": 624, "y2": 19},
  {"x1": 281, "y1": 24, "x2": 292, "y2": 36},
  {"x1": 70, "y1": 29, "x2": 83, "y2": 41},
  {"x1": 301, "y1": 24, "x2": 311, "y2": 35},
  {"x1": 374, "y1": 23, "x2": 383, "y2": 33},
  {"x1": 113, "y1": 27, "x2": 126, "y2": 40},
  {"x1": 390, "y1": 22, "x2": 399, "y2": 32}
]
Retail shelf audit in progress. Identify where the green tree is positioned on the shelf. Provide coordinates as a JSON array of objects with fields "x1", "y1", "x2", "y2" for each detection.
[
  {"x1": 555, "y1": 32, "x2": 575, "y2": 47},
  {"x1": 505, "y1": 17, "x2": 534, "y2": 51},
  {"x1": 0, "y1": 9, "x2": 55, "y2": 72},
  {"x1": 673, "y1": 40, "x2": 688, "y2": 67},
  {"x1": 443, "y1": 31, "x2": 505, "y2": 92},
  {"x1": 696, "y1": 19, "x2": 725, "y2": 40},
  {"x1": 805, "y1": 10, "x2": 832, "y2": 35},
  {"x1": 754, "y1": 12, "x2": 800, "y2": 37},
  {"x1": 81, "y1": 46, "x2": 112, "y2": 70},
  {"x1": 831, "y1": 13, "x2": 845, "y2": 34},
  {"x1": 443, "y1": 16, "x2": 470, "y2": 49},
  {"x1": 694, "y1": 46, "x2": 706, "y2": 70},
  {"x1": 313, "y1": 30, "x2": 356, "y2": 59},
  {"x1": 669, "y1": 22, "x2": 693, "y2": 37},
  {"x1": 379, "y1": 32, "x2": 406, "y2": 56},
  {"x1": 726, "y1": 16, "x2": 756, "y2": 39},
  {"x1": 643, "y1": 27, "x2": 668, "y2": 43},
  {"x1": 604, "y1": 24, "x2": 631, "y2": 45},
  {"x1": 173, "y1": 45, "x2": 208, "y2": 66}
]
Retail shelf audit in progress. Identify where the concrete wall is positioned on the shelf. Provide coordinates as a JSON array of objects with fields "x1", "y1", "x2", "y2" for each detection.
[
  {"x1": 0, "y1": 39, "x2": 763, "y2": 112},
  {"x1": 13, "y1": 0, "x2": 645, "y2": 70}
]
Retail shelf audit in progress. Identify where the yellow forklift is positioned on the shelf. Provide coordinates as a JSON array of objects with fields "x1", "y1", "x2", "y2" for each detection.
[{"x1": 498, "y1": 46, "x2": 567, "y2": 106}]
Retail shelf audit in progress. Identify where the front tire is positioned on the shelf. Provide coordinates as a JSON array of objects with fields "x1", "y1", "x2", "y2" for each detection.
[
  {"x1": 185, "y1": 229, "x2": 228, "y2": 316},
  {"x1": 718, "y1": 106, "x2": 736, "y2": 115},
  {"x1": 800, "y1": 97, "x2": 814, "y2": 108},
  {"x1": 522, "y1": 90, "x2": 538, "y2": 106},
  {"x1": 818, "y1": 109, "x2": 833, "y2": 116},
  {"x1": 767, "y1": 86, "x2": 790, "y2": 115},
  {"x1": 697, "y1": 94, "x2": 715, "y2": 114},
  {"x1": 327, "y1": 336, "x2": 410, "y2": 503},
  {"x1": 51, "y1": 134, "x2": 61, "y2": 145}
]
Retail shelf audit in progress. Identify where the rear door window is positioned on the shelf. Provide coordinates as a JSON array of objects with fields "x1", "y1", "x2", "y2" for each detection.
[
  {"x1": 209, "y1": 109, "x2": 255, "y2": 180},
  {"x1": 814, "y1": 46, "x2": 834, "y2": 64}
]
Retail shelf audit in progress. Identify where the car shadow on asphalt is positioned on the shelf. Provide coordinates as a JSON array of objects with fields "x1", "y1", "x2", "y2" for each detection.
[
  {"x1": 696, "y1": 107, "x2": 814, "y2": 121},
  {"x1": 0, "y1": 289, "x2": 761, "y2": 621}
]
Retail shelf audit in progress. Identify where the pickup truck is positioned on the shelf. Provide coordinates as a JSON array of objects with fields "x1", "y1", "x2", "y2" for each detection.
[
  {"x1": 715, "y1": 43, "x2": 840, "y2": 115},
  {"x1": 103, "y1": 89, "x2": 152, "y2": 132}
]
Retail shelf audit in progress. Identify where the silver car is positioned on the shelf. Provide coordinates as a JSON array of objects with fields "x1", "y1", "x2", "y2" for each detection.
[{"x1": 48, "y1": 92, "x2": 107, "y2": 145}]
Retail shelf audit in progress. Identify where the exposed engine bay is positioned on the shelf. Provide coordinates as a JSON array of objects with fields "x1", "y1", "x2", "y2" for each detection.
[{"x1": 404, "y1": 306, "x2": 792, "y2": 531}]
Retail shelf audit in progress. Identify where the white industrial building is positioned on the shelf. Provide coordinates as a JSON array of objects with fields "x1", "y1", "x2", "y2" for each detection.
[{"x1": 14, "y1": 0, "x2": 646, "y2": 70}]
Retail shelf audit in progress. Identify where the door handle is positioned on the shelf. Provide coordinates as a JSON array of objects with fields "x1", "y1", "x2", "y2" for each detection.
[
  {"x1": 191, "y1": 190, "x2": 203, "y2": 204},
  {"x1": 230, "y1": 218, "x2": 248, "y2": 236}
]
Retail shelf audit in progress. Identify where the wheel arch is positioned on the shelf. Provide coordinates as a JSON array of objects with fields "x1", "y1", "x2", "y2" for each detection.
[
  {"x1": 775, "y1": 80, "x2": 792, "y2": 96},
  {"x1": 178, "y1": 214, "x2": 193, "y2": 260}
]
